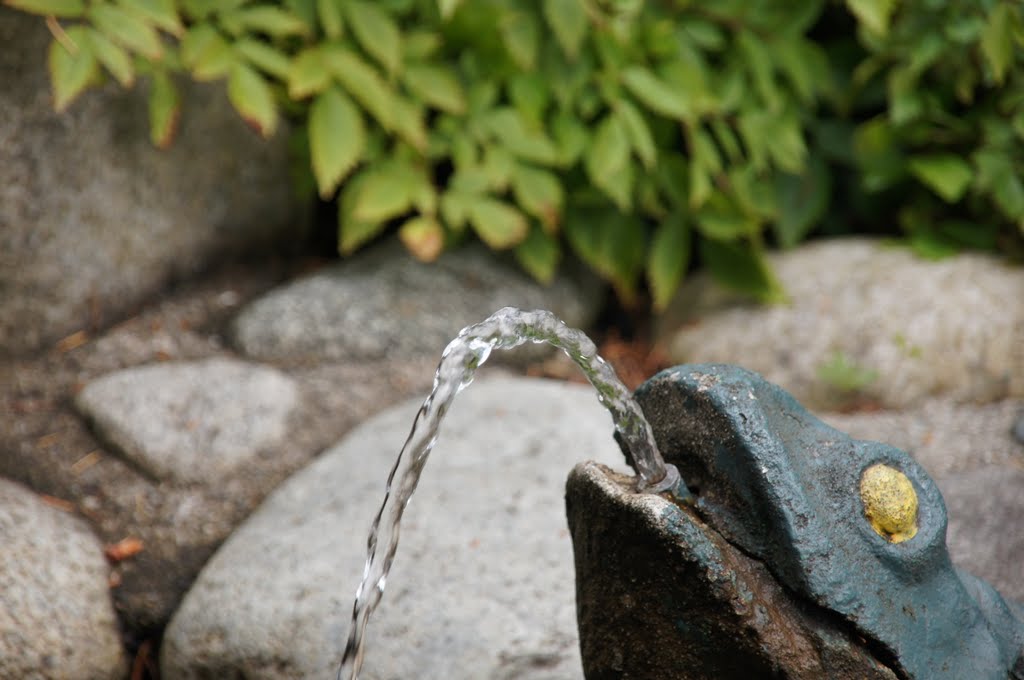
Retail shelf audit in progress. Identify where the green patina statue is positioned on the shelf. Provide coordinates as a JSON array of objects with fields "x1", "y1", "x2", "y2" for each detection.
[{"x1": 567, "y1": 364, "x2": 1023, "y2": 679}]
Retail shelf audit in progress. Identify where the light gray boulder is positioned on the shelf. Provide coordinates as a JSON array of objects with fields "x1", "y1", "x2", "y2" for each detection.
[
  {"x1": 0, "y1": 478, "x2": 126, "y2": 679},
  {"x1": 230, "y1": 239, "x2": 604, "y2": 365},
  {"x1": 0, "y1": 7, "x2": 298, "y2": 356},
  {"x1": 161, "y1": 375, "x2": 631, "y2": 679},
  {"x1": 661, "y1": 239, "x2": 1024, "y2": 410},
  {"x1": 823, "y1": 397, "x2": 1024, "y2": 478},
  {"x1": 75, "y1": 358, "x2": 299, "y2": 484},
  {"x1": 939, "y1": 466, "x2": 1024, "y2": 604}
]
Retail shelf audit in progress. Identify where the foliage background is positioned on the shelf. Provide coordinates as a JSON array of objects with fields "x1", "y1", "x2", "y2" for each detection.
[{"x1": 11, "y1": 0, "x2": 1024, "y2": 308}]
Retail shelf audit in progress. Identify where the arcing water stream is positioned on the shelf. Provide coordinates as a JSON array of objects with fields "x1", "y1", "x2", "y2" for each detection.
[{"x1": 337, "y1": 307, "x2": 687, "y2": 679}]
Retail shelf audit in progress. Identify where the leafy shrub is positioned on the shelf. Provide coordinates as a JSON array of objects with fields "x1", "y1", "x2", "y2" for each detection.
[{"x1": 11, "y1": 0, "x2": 1024, "y2": 309}]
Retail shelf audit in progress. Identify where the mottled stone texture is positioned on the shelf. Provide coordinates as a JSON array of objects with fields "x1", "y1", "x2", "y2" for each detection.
[
  {"x1": 0, "y1": 8, "x2": 297, "y2": 356},
  {"x1": 566, "y1": 463, "x2": 899, "y2": 680},
  {"x1": 569, "y1": 364, "x2": 1024, "y2": 679}
]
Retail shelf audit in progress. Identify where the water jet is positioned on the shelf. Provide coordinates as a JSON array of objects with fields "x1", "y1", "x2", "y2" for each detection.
[{"x1": 338, "y1": 309, "x2": 1023, "y2": 679}]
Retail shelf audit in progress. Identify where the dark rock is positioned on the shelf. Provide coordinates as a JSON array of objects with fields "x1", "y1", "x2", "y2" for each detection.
[
  {"x1": 0, "y1": 7, "x2": 299, "y2": 356},
  {"x1": 566, "y1": 462, "x2": 899, "y2": 680},
  {"x1": 230, "y1": 238, "x2": 604, "y2": 365}
]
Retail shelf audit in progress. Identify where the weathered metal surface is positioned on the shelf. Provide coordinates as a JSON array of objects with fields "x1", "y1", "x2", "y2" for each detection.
[{"x1": 570, "y1": 363, "x2": 1024, "y2": 679}]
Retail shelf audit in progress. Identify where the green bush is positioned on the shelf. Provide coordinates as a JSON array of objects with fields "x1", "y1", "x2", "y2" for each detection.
[{"x1": 12, "y1": 0, "x2": 1024, "y2": 308}]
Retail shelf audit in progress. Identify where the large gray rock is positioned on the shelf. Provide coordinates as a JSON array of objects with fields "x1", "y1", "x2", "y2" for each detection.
[
  {"x1": 230, "y1": 239, "x2": 604, "y2": 365},
  {"x1": 0, "y1": 478, "x2": 127, "y2": 679},
  {"x1": 0, "y1": 7, "x2": 298, "y2": 356},
  {"x1": 823, "y1": 397, "x2": 1024, "y2": 478},
  {"x1": 940, "y1": 466, "x2": 1024, "y2": 604},
  {"x1": 161, "y1": 375, "x2": 630, "y2": 679},
  {"x1": 75, "y1": 358, "x2": 299, "y2": 484},
  {"x1": 661, "y1": 239, "x2": 1024, "y2": 410}
]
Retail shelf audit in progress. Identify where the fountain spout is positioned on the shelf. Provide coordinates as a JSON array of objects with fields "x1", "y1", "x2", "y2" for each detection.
[{"x1": 337, "y1": 307, "x2": 690, "y2": 680}]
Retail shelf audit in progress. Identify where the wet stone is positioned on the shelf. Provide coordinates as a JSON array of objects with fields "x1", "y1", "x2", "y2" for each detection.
[
  {"x1": 0, "y1": 478, "x2": 127, "y2": 679},
  {"x1": 75, "y1": 358, "x2": 299, "y2": 484}
]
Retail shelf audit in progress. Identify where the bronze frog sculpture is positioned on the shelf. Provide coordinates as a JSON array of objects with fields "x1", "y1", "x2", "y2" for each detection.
[{"x1": 567, "y1": 364, "x2": 1023, "y2": 679}]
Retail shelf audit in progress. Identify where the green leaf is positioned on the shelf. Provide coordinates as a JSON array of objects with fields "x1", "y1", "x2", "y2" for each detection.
[
  {"x1": 736, "y1": 31, "x2": 779, "y2": 111},
  {"x1": 701, "y1": 238, "x2": 786, "y2": 303},
  {"x1": 846, "y1": 0, "x2": 895, "y2": 36},
  {"x1": 181, "y1": 24, "x2": 235, "y2": 80},
  {"x1": 466, "y1": 196, "x2": 529, "y2": 248},
  {"x1": 512, "y1": 163, "x2": 564, "y2": 232},
  {"x1": 688, "y1": 126, "x2": 722, "y2": 208},
  {"x1": 87, "y1": 29, "x2": 134, "y2": 87},
  {"x1": 220, "y1": 6, "x2": 310, "y2": 38},
  {"x1": 515, "y1": 226, "x2": 561, "y2": 284},
  {"x1": 981, "y1": 3, "x2": 1015, "y2": 85},
  {"x1": 481, "y1": 146, "x2": 515, "y2": 190},
  {"x1": 117, "y1": 0, "x2": 183, "y2": 36},
  {"x1": 89, "y1": 4, "x2": 163, "y2": 59},
  {"x1": 309, "y1": 86, "x2": 365, "y2": 198},
  {"x1": 402, "y1": 63, "x2": 466, "y2": 114},
  {"x1": 680, "y1": 18, "x2": 724, "y2": 51},
  {"x1": 615, "y1": 98, "x2": 656, "y2": 169},
  {"x1": 994, "y1": 171, "x2": 1024, "y2": 219},
  {"x1": 483, "y1": 108, "x2": 559, "y2": 165},
  {"x1": 399, "y1": 215, "x2": 445, "y2": 261},
  {"x1": 853, "y1": 117, "x2": 904, "y2": 192},
  {"x1": 344, "y1": 0, "x2": 402, "y2": 74},
  {"x1": 773, "y1": 153, "x2": 831, "y2": 248},
  {"x1": 437, "y1": 0, "x2": 461, "y2": 21},
  {"x1": 543, "y1": 0, "x2": 588, "y2": 59},
  {"x1": 500, "y1": 9, "x2": 539, "y2": 70},
  {"x1": 180, "y1": 0, "x2": 223, "y2": 20},
  {"x1": 908, "y1": 155, "x2": 973, "y2": 203},
  {"x1": 317, "y1": 0, "x2": 344, "y2": 39},
  {"x1": 48, "y1": 28, "x2": 98, "y2": 112},
  {"x1": 647, "y1": 211, "x2": 690, "y2": 310},
  {"x1": 148, "y1": 69, "x2": 180, "y2": 148},
  {"x1": 234, "y1": 39, "x2": 290, "y2": 79},
  {"x1": 351, "y1": 173, "x2": 410, "y2": 224},
  {"x1": 404, "y1": 31, "x2": 442, "y2": 59},
  {"x1": 688, "y1": 162, "x2": 712, "y2": 210},
  {"x1": 288, "y1": 47, "x2": 331, "y2": 98},
  {"x1": 440, "y1": 189, "x2": 470, "y2": 231},
  {"x1": 338, "y1": 216, "x2": 388, "y2": 255},
  {"x1": 621, "y1": 67, "x2": 690, "y2": 120},
  {"x1": 565, "y1": 207, "x2": 645, "y2": 302},
  {"x1": 322, "y1": 45, "x2": 396, "y2": 128},
  {"x1": 585, "y1": 113, "x2": 631, "y2": 207},
  {"x1": 773, "y1": 38, "x2": 825, "y2": 103},
  {"x1": 227, "y1": 63, "x2": 278, "y2": 137},
  {"x1": 695, "y1": 196, "x2": 756, "y2": 241},
  {"x1": 552, "y1": 111, "x2": 588, "y2": 166},
  {"x1": 5, "y1": 0, "x2": 82, "y2": 17},
  {"x1": 659, "y1": 49, "x2": 716, "y2": 115},
  {"x1": 286, "y1": 0, "x2": 316, "y2": 32},
  {"x1": 508, "y1": 72, "x2": 549, "y2": 125},
  {"x1": 390, "y1": 96, "x2": 429, "y2": 151}
]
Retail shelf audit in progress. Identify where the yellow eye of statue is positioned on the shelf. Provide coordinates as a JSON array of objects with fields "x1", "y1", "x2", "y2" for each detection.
[{"x1": 859, "y1": 464, "x2": 919, "y2": 543}]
